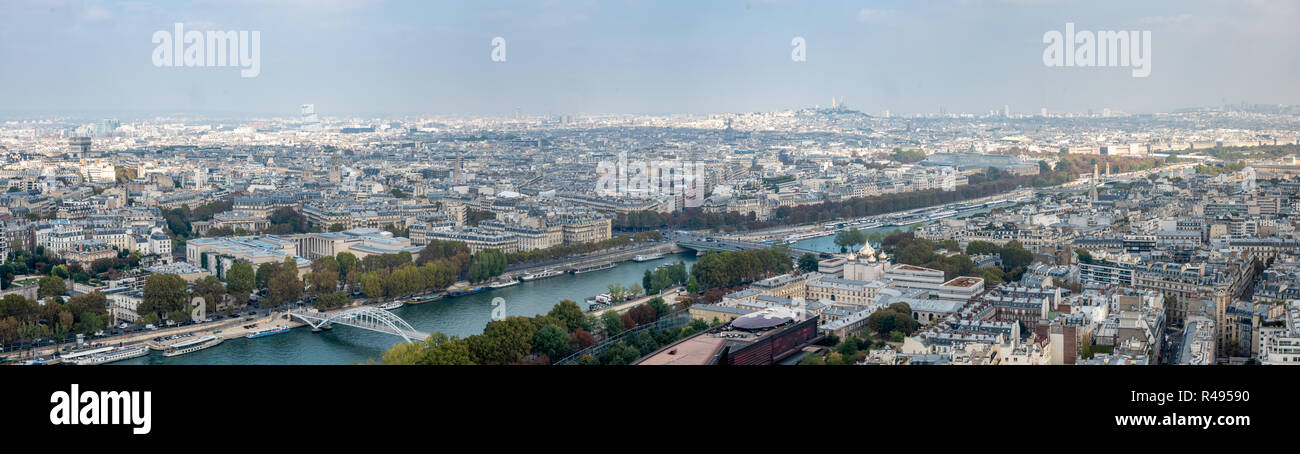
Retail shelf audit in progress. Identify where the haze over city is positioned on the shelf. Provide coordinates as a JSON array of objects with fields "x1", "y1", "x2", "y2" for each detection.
[{"x1": 2, "y1": 0, "x2": 1300, "y2": 118}]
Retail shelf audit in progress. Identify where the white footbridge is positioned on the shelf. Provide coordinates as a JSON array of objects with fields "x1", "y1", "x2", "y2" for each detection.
[{"x1": 288, "y1": 307, "x2": 427, "y2": 343}]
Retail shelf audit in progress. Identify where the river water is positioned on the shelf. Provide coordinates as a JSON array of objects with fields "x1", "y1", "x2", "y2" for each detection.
[{"x1": 118, "y1": 253, "x2": 698, "y2": 365}]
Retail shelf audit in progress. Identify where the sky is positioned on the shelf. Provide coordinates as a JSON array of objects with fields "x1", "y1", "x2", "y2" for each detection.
[{"x1": 0, "y1": 0, "x2": 1298, "y2": 119}]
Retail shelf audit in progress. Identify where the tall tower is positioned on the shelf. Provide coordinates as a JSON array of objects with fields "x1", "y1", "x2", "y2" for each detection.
[
  {"x1": 328, "y1": 155, "x2": 341, "y2": 184},
  {"x1": 1089, "y1": 163, "x2": 1099, "y2": 205},
  {"x1": 302, "y1": 160, "x2": 315, "y2": 183},
  {"x1": 455, "y1": 154, "x2": 464, "y2": 185}
]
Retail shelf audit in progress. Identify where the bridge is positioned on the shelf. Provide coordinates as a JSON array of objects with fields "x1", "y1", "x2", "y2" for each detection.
[{"x1": 288, "y1": 307, "x2": 428, "y2": 343}]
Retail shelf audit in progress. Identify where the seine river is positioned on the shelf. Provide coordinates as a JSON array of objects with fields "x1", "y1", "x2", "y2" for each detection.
[{"x1": 118, "y1": 253, "x2": 699, "y2": 365}]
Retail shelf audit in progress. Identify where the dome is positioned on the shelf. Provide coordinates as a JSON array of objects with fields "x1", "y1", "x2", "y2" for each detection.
[{"x1": 858, "y1": 242, "x2": 876, "y2": 256}]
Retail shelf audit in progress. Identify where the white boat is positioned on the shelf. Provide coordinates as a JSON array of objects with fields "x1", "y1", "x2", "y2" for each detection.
[
  {"x1": 378, "y1": 301, "x2": 405, "y2": 310},
  {"x1": 521, "y1": 269, "x2": 563, "y2": 281},
  {"x1": 64, "y1": 346, "x2": 150, "y2": 365},
  {"x1": 784, "y1": 230, "x2": 833, "y2": 243},
  {"x1": 163, "y1": 335, "x2": 223, "y2": 357},
  {"x1": 488, "y1": 279, "x2": 519, "y2": 289},
  {"x1": 633, "y1": 253, "x2": 664, "y2": 262},
  {"x1": 245, "y1": 325, "x2": 291, "y2": 338}
]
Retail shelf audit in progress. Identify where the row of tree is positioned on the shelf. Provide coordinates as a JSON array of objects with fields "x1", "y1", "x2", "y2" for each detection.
[
  {"x1": 0, "y1": 292, "x2": 110, "y2": 348},
  {"x1": 690, "y1": 248, "x2": 793, "y2": 290},
  {"x1": 382, "y1": 300, "x2": 597, "y2": 365}
]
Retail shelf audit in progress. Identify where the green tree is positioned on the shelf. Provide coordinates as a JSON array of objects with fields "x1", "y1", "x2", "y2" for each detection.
[
  {"x1": 225, "y1": 261, "x2": 255, "y2": 306},
  {"x1": 798, "y1": 253, "x2": 819, "y2": 272},
  {"x1": 546, "y1": 300, "x2": 588, "y2": 332},
  {"x1": 360, "y1": 272, "x2": 385, "y2": 299},
  {"x1": 266, "y1": 258, "x2": 303, "y2": 307},
  {"x1": 601, "y1": 310, "x2": 624, "y2": 336},
  {"x1": 141, "y1": 273, "x2": 187, "y2": 323},
  {"x1": 38, "y1": 276, "x2": 66, "y2": 299},
  {"x1": 255, "y1": 261, "x2": 280, "y2": 290},
  {"x1": 532, "y1": 324, "x2": 571, "y2": 361},
  {"x1": 685, "y1": 275, "x2": 700, "y2": 294}
]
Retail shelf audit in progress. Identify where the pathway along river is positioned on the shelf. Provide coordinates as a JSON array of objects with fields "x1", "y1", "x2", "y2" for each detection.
[{"x1": 119, "y1": 253, "x2": 698, "y2": 365}]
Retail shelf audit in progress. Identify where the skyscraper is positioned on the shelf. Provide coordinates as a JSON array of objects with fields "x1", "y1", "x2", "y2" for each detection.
[{"x1": 301, "y1": 104, "x2": 322, "y2": 132}]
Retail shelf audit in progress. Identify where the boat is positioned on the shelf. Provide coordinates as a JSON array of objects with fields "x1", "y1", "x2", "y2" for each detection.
[
  {"x1": 407, "y1": 293, "x2": 445, "y2": 304},
  {"x1": 163, "y1": 335, "x2": 224, "y2": 357},
  {"x1": 633, "y1": 253, "x2": 664, "y2": 262},
  {"x1": 63, "y1": 346, "x2": 150, "y2": 365},
  {"x1": 521, "y1": 269, "x2": 563, "y2": 281},
  {"x1": 488, "y1": 279, "x2": 519, "y2": 289},
  {"x1": 245, "y1": 326, "x2": 290, "y2": 339},
  {"x1": 783, "y1": 230, "x2": 834, "y2": 243},
  {"x1": 447, "y1": 287, "x2": 485, "y2": 297},
  {"x1": 572, "y1": 262, "x2": 615, "y2": 274},
  {"x1": 377, "y1": 301, "x2": 405, "y2": 310}
]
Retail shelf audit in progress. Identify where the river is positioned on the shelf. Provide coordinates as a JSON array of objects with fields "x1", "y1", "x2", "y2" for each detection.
[{"x1": 117, "y1": 252, "x2": 698, "y2": 365}]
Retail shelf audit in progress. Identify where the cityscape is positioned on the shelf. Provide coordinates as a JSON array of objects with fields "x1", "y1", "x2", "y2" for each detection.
[{"x1": 2, "y1": 0, "x2": 1299, "y2": 369}]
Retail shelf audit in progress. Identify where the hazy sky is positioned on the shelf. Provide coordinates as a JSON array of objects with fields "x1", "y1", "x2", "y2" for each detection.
[{"x1": 1, "y1": 0, "x2": 1298, "y2": 118}]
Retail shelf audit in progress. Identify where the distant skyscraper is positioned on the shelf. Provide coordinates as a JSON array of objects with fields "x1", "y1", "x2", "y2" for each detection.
[
  {"x1": 1040, "y1": 107, "x2": 1047, "y2": 117},
  {"x1": 1004, "y1": 105, "x2": 1009, "y2": 117},
  {"x1": 301, "y1": 104, "x2": 322, "y2": 132}
]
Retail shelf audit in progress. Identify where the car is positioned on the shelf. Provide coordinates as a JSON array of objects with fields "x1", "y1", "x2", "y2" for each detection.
[{"x1": 245, "y1": 318, "x2": 254, "y2": 322}]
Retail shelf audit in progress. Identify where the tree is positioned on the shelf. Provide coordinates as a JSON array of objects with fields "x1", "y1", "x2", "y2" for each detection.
[
  {"x1": 191, "y1": 275, "x2": 227, "y2": 314},
  {"x1": 468, "y1": 316, "x2": 537, "y2": 365},
  {"x1": 382, "y1": 332, "x2": 474, "y2": 365},
  {"x1": 38, "y1": 276, "x2": 66, "y2": 299},
  {"x1": 798, "y1": 253, "x2": 819, "y2": 272},
  {"x1": 601, "y1": 310, "x2": 624, "y2": 336},
  {"x1": 685, "y1": 275, "x2": 700, "y2": 294},
  {"x1": 74, "y1": 312, "x2": 105, "y2": 335},
  {"x1": 999, "y1": 243, "x2": 1035, "y2": 270},
  {"x1": 141, "y1": 273, "x2": 187, "y2": 323},
  {"x1": 547, "y1": 300, "x2": 588, "y2": 332},
  {"x1": 532, "y1": 324, "x2": 571, "y2": 361},
  {"x1": 336, "y1": 252, "x2": 359, "y2": 276},
  {"x1": 965, "y1": 240, "x2": 1001, "y2": 256},
  {"x1": 607, "y1": 283, "x2": 627, "y2": 303},
  {"x1": 255, "y1": 261, "x2": 280, "y2": 290},
  {"x1": 225, "y1": 261, "x2": 255, "y2": 306},
  {"x1": 266, "y1": 258, "x2": 303, "y2": 307},
  {"x1": 356, "y1": 271, "x2": 381, "y2": 299},
  {"x1": 836, "y1": 338, "x2": 859, "y2": 357},
  {"x1": 570, "y1": 328, "x2": 596, "y2": 350}
]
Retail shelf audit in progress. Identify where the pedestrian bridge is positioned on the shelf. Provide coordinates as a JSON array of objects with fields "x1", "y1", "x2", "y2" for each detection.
[{"x1": 288, "y1": 307, "x2": 428, "y2": 343}]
